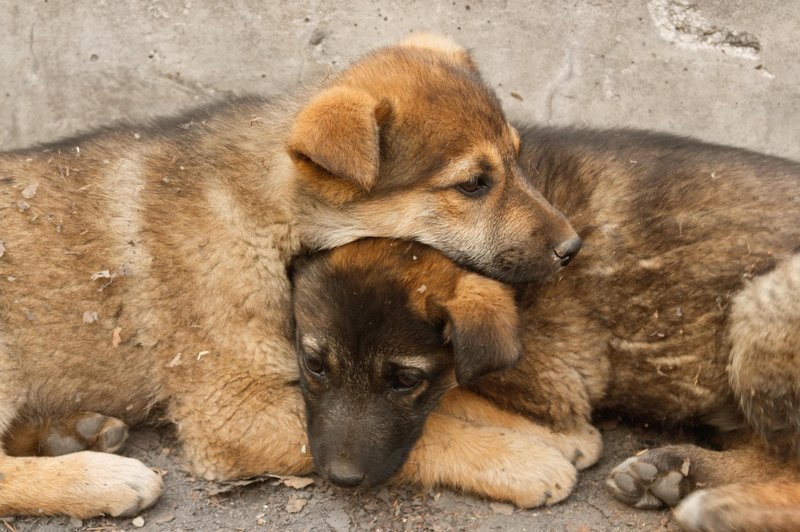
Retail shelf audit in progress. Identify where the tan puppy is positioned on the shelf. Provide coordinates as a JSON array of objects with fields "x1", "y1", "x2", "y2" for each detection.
[
  {"x1": 290, "y1": 126, "x2": 800, "y2": 531},
  {"x1": 0, "y1": 35, "x2": 579, "y2": 518}
]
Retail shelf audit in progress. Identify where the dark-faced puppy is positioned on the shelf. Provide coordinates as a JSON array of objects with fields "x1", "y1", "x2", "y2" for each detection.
[{"x1": 291, "y1": 238, "x2": 521, "y2": 487}]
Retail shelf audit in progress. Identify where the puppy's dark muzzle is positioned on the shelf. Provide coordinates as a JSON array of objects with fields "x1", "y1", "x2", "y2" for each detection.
[
  {"x1": 326, "y1": 460, "x2": 366, "y2": 488},
  {"x1": 554, "y1": 236, "x2": 582, "y2": 266}
]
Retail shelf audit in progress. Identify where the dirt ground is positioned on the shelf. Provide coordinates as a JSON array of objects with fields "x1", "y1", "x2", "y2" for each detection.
[{"x1": 4, "y1": 419, "x2": 682, "y2": 532}]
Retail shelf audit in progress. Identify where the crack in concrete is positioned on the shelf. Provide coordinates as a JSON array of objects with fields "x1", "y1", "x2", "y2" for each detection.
[
  {"x1": 648, "y1": 0, "x2": 761, "y2": 59},
  {"x1": 155, "y1": 67, "x2": 227, "y2": 97},
  {"x1": 28, "y1": 21, "x2": 39, "y2": 73},
  {"x1": 544, "y1": 46, "x2": 575, "y2": 123}
]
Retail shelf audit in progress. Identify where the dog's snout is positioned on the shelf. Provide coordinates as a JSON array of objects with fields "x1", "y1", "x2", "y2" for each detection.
[
  {"x1": 554, "y1": 236, "x2": 582, "y2": 266},
  {"x1": 326, "y1": 460, "x2": 366, "y2": 488}
]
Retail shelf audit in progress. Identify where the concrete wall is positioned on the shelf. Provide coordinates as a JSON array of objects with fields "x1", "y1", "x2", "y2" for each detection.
[{"x1": 2, "y1": 1, "x2": 799, "y2": 160}]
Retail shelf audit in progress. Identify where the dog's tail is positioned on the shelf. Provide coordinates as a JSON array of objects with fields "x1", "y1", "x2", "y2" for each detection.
[{"x1": 674, "y1": 481, "x2": 800, "y2": 532}]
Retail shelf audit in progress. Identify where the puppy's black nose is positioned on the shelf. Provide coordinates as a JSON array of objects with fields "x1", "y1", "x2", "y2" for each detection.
[
  {"x1": 554, "y1": 236, "x2": 582, "y2": 266},
  {"x1": 327, "y1": 462, "x2": 365, "y2": 488}
]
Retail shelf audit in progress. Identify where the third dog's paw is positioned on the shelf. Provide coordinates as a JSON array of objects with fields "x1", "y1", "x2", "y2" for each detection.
[
  {"x1": 45, "y1": 412, "x2": 129, "y2": 456},
  {"x1": 606, "y1": 449, "x2": 691, "y2": 509}
]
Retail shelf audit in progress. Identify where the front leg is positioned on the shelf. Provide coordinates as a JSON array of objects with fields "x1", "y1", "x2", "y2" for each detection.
[
  {"x1": 395, "y1": 411, "x2": 579, "y2": 508},
  {"x1": 167, "y1": 353, "x2": 313, "y2": 480},
  {"x1": 394, "y1": 388, "x2": 602, "y2": 508},
  {"x1": 438, "y1": 388, "x2": 602, "y2": 470}
]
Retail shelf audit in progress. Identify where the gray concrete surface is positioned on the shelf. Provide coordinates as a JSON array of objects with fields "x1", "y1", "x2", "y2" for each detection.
[
  {"x1": 2, "y1": 1, "x2": 799, "y2": 531},
  {"x1": 2, "y1": 1, "x2": 800, "y2": 160}
]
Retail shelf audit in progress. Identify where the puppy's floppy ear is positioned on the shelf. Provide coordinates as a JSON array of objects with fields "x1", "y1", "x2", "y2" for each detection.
[
  {"x1": 288, "y1": 86, "x2": 391, "y2": 191},
  {"x1": 438, "y1": 273, "x2": 521, "y2": 385},
  {"x1": 399, "y1": 33, "x2": 478, "y2": 72}
]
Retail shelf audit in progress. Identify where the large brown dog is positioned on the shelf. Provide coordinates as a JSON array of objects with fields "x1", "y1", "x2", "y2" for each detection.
[
  {"x1": 292, "y1": 126, "x2": 800, "y2": 531},
  {"x1": 0, "y1": 35, "x2": 580, "y2": 517}
]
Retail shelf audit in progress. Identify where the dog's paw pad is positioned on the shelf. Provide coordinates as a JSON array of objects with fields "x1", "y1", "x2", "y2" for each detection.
[
  {"x1": 606, "y1": 450, "x2": 690, "y2": 509},
  {"x1": 44, "y1": 433, "x2": 87, "y2": 456},
  {"x1": 44, "y1": 413, "x2": 129, "y2": 456}
]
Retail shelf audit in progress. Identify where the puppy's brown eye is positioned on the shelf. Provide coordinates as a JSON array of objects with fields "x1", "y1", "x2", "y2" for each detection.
[
  {"x1": 455, "y1": 174, "x2": 491, "y2": 197},
  {"x1": 303, "y1": 354, "x2": 325, "y2": 377},
  {"x1": 392, "y1": 371, "x2": 423, "y2": 392}
]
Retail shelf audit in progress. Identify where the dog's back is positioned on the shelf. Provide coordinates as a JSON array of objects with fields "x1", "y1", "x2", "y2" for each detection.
[
  {"x1": 510, "y1": 126, "x2": 800, "y2": 530},
  {"x1": 514, "y1": 126, "x2": 800, "y2": 425}
]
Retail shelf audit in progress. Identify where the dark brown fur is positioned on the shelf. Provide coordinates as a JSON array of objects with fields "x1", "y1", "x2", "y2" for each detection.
[{"x1": 291, "y1": 125, "x2": 800, "y2": 531}]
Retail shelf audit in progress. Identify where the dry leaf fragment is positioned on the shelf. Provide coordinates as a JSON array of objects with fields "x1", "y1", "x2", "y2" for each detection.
[
  {"x1": 91, "y1": 270, "x2": 112, "y2": 280},
  {"x1": 285, "y1": 496, "x2": 307, "y2": 514},
  {"x1": 681, "y1": 458, "x2": 691, "y2": 476},
  {"x1": 206, "y1": 477, "x2": 270, "y2": 495},
  {"x1": 281, "y1": 476, "x2": 315, "y2": 489},
  {"x1": 112, "y1": 326, "x2": 122, "y2": 348},
  {"x1": 167, "y1": 353, "x2": 183, "y2": 367},
  {"x1": 21, "y1": 182, "x2": 38, "y2": 199}
]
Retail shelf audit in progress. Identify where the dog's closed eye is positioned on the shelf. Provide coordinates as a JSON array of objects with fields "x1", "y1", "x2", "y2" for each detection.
[{"x1": 390, "y1": 370, "x2": 425, "y2": 392}]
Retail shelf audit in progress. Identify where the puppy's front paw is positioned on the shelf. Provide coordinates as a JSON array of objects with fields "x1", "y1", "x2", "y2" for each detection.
[
  {"x1": 606, "y1": 449, "x2": 691, "y2": 508},
  {"x1": 548, "y1": 424, "x2": 603, "y2": 471},
  {"x1": 478, "y1": 440, "x2": 578, "y2": 508}
]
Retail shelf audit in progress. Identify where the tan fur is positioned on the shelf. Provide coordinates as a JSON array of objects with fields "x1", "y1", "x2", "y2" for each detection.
[{"x1": 0, "y1": 36, "x2": 579, "y2": 517}]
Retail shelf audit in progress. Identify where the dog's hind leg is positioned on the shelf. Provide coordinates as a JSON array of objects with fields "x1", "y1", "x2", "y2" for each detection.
[
  {"x1": 4, "y1": 412, "x2": 129, "y2": 457},
  {"x1": 673, "y1": 481, "x2": 800, "y2": 532},
  {"x1": 727, "y1": 253, "x2": 800, "y2": 455},
  {"x1": 607, "y1": 440, "x2": 796, "y2": 509},
  {"x1": 0, "y1": 346, "x2": 160, "y2": 517}
]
